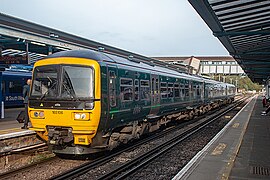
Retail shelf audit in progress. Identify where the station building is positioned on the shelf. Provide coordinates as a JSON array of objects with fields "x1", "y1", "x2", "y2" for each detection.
[
  {"x1": 153, "y1": 56, "x2": 245, "y2": 88},
  {"x1": 153, "y1": 56, "x2": 244, "y2": 75}
]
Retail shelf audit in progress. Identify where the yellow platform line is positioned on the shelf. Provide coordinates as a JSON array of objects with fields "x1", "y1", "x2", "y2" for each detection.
[{"x1": 0, "y1": 128, "x2": 22, "y2": 135}]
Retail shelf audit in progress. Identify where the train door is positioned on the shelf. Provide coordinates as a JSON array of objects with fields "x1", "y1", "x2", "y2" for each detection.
[
  {"x1": 107, "y1": 65, "x2": 118, "y2": 121},
  {"x1": 149, "y1": 74, "x2": 160, "y2": 116}
]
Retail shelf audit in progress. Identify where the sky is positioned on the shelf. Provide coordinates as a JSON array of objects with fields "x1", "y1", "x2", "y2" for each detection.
[{"x1": 0, "y1": 0, "x2": 229, "y2": 57}]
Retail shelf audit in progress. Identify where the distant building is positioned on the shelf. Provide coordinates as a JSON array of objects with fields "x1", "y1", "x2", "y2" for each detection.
[{"x1": 152, "y1": 56, "x2": 245, "y2": 76}]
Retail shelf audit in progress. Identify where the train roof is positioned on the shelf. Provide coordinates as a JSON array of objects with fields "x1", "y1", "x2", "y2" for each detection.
[
  {"x1": 44, "y1": 49, "x2": 102, "y2": 62},
  {"x1": 2, "y1": 69, "x2": 32, "y2": 77},
  {"x1": 41, "y1": 50, "x2": 233, "y2": 86}
]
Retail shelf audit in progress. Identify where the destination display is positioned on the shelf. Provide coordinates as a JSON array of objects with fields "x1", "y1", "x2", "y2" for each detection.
[{"x1": 0, "y1": 55, "x2": 28, "y2": 64}]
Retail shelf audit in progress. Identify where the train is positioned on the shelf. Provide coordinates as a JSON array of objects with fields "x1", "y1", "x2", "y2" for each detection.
[
  {"x1": 28, "y1": 50, "x2": 235, "y2": 155},
  {"x1": 1, "y1": 67, "x2": 32, "y2": 107}
]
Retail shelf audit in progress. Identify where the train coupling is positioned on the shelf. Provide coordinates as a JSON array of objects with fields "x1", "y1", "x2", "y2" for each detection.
[{"x1": 47, "y1": 126, "x2": 73, "y2": 146}]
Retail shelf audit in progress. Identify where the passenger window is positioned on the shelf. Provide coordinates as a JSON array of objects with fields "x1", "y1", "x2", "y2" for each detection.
[
  {"x1": 174, "y1": 83, "x2": 180, "y2": 98},
  {"x1": 196, "y1": 85, "x2": 200, "y2": 96},
  {"x1": 155, "y1": 78, "x2": 159, "y2": 94},
  {"x1": 140, "y1": 80, "x2": 150, "y2": 100},
  {"x1": 134, "y1": 79, "x2": 139, "y2": 101},
  {"x1": 109, "y1": 71, "x2": 116, "y2": 107},
  {"x1": 160, "y1": 82, "x2": 167, "y2": 99},
  {"x1": 193, "y1": 85, "x2": 197, "y2": 98},
  {"x1": 185, "y1": 84, "x2": 189, "y2": 97},
  {"x1": 168, "y1": 83, "x2": 174, "y2": 98},
  {"x1": 120, "y1": 78, "x2": 133, "y2": 101},
  {"x1": 9, "y1": 81, "x2": 23, "y2": 93},
  {"x1": 180, "y1": 84, "x2": 185, "y2": 98}
]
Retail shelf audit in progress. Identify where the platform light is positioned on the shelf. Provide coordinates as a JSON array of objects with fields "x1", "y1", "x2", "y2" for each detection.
[
  {"x1": 128, "y1": 55, "x2": 134, "y2": 60},
  {"x1": 31, "y1": 41, "x2": 46, "y2": 47},
  {"x1": 49, "y1": 33, "x2": 59, "y2": 38},
  {"x1": 56, "y1": 46, "x2": 70, "y2": 51},
  {"x1": 98, "y1": 47, "x2": 105, "y2": 52}
]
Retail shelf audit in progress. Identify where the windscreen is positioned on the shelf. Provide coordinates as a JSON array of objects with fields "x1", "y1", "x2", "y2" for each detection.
[
  {"x1": 31, "y1": 66, "x2": 58, "y2": 98},
  {"x1": 31, "y1": 65, "x2": 94, "y2": 100},
  {"x1": 61, "y1": 66, "x2": 94, "y2": 99}
]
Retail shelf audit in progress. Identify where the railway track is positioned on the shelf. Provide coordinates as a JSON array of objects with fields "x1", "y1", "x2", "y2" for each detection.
[
  {"x1": 51, "y1": 96, "x2": 248, "y2": 180},
  {"x1": 0, "y1": 95, "x2": 246, "y2": 179}
]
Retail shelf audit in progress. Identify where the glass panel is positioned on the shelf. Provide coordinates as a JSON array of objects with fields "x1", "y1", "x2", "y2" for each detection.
[
  {"x1": 174, "y1": 83, "x2": 180, "y2": 98},
  {"x1": 135, "y1": 79, "x2": 139, "y2": 101},
  {"x1": 31, "y1": 66, "x2": 58, "y2": 98},
  {"x1": 140, "y1": 80, "x2": 150, "y2": 100},
  {"x1": 61, "y1": 66, "x2": 94, "y2": 99},
  {"x1": 185, "y1": 84, "x2": 189, "y2": 97},
  {"x1": 160, "y1": 82, "x2": 167, "y2": 99},
  {"x1": 31, "y1": 65, "x2": 94, "y2": 100},
  {"x1": 168, "y1": 83, "x2": 174, "y2": 98},
  {"x1": 120, "y1": 78, "x2": 133, "y2": 101},
  {"x1": 9, "y1": 81, "x2": 22, "y2": 93},
  {"x1": 121, "y1": 79, "x2": 132, "y2": 86},
  {"x1": 109, "y1": 71, "x2": 116, "y2": 107}
]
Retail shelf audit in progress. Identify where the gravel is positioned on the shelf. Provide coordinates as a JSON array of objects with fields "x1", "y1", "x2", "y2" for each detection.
[
  {"x1": 76, "y1": 102, "x2": 244, "y2": 180},
  {"x1": 3, "y1": 100, "x2": 245, "y2": 180}
]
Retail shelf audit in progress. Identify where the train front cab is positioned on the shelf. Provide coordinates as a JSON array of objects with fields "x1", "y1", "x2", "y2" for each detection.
[{"x1": 29, "y1": 57, "x2": 102, "y2": 154}]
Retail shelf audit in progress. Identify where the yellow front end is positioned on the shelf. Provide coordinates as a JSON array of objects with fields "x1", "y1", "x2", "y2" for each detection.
[{"x1": 29, "y1": 57, "x2": 101, "y2": 147}]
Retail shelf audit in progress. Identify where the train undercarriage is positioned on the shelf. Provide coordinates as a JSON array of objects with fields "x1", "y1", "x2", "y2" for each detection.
[
  {"x1": 47, "y1": 98, "x2": 234, "y2": 155},
  {"x1": 107, "y1": 98, "x2": 234, "y2": 151}
]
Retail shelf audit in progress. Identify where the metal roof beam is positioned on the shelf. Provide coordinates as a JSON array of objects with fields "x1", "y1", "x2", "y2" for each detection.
[
  {"x1": 216, "y1": 2, "x2": 270, "y2": 18},
  {"x1": 219, "y1": 7, "x2": 270, "y2": 22},
  {"x1": 247, "y1": 46, "x2": 270, "y2": 53},
  {"x1": 214, "y1": 30, "x2": 270, "y2": 37},
  {"x1": 230, "y1": 34, "x2": 267, "y2": 41},
  {"x1": 234, "y1": 57, "x2": 270, "y2": 62},
  {"x1": 221, "y1": 12, "x2": 270, "y2": 26},
  {"x1": 224, "y1": 17, "x2": 270, "y2": 31},
  {"x1": 233, "y1": 41, "x2": 270, "y2": 50},
  {"x1": 244, "y1": 70, "x2": 270, "y2": 74},
  {"x1": 232, "y1": 52, "x2": 270, "y2": 56},
  {"x1": 233, "y1": 41, "x2": 269, "y2": 50},
  {"x1": 212, "y1": 0, "x2": 266, "y2": 13},
  {"x1": 225, "y1": 21, "x2": 270, "y2": 32},
  {"x1": 239, "y1": 60, "x2": 270, "y2": 63},
  {"x1": 210, "y1": 0, "x2": 239, "y2": 7}
]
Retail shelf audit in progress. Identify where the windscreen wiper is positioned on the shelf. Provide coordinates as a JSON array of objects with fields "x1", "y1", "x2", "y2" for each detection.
[
  {"x1": 40, "y1": 90, "x2": 49, "y2": 100},
  {"x1": 62, "y1": 82, "x2": 75, "y2": 99},
  {"x1": 40, "y1": 81, "x2": 57, "y2": 100}
]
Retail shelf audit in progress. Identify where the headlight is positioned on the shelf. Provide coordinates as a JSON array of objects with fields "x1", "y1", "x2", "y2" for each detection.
[
  {"x1": 39, "y1": 111, "x2": 44, "y2": 118},
  {"x1": 74, "y1": 112, "x2": 90, "y2": 121},
  {"x1": 30, "y1": 111, "x2": 45, "y2": 119},
  {"x1": 74, "y1": 113, "x2": 81, "y2": 119},
  {"x1": 34, "y1": 112, "x2": 39, "y2": 117}
]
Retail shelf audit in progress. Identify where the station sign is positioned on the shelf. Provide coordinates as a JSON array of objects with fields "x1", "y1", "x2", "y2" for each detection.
[{"x1": 0, "y1": 55, "x2": 28, "y2": 64}]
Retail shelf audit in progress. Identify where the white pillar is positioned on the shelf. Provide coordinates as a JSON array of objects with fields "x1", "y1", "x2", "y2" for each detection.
[{"x1": 1, "y1": 101, "x2": 4, "y2": 119}]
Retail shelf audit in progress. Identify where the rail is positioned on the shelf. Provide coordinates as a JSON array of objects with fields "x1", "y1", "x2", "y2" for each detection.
[{"x1": 52, "y1": 96, "x2": 248, "y2": 180}]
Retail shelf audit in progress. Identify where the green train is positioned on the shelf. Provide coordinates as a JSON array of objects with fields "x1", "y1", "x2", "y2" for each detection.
[{"x1": 29, "y1": 50, "x2": 235, "y2": 155}]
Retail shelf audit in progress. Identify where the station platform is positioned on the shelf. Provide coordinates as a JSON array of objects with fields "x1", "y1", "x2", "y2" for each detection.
[
  {"x1": 173, "y1": 95, "x2": 270, "y2": 180},
  {"x1": 0, "y1": 107, "x2": 39, "y2": 156},
  {"x1": 0, "y1": 107, "x2": 28, "y2": 135}
]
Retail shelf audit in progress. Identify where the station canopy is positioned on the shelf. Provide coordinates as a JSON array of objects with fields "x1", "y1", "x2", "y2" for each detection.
[
  {"x1": 0, "y1": 13, "x2": 189, "y2": 73},
  {"x1": 189, "y1": 0, "x2": 270, "y2": 84}
]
